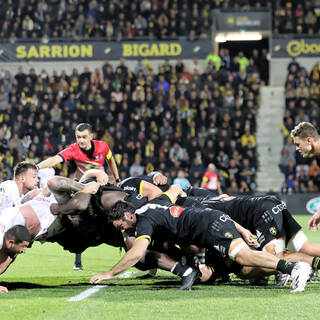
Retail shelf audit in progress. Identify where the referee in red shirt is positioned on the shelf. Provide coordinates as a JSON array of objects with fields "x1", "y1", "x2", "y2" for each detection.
[{"x1": 37, "y1": 123, "x2": 120, "y2": 270}]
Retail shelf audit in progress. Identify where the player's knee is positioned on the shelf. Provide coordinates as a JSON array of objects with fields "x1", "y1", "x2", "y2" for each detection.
[
  {"x1": 228, "y1": 238, "x2": 247, "y2": 263},
  {"x1": 287, "y1": 230, "x2": 308, "y2": 253},
  {"x1": 298, "y1": 239, "x2": 314, "y2": 255},
  {"x1": 262, "y1": 239, "x2": 285, "y2": 255}
]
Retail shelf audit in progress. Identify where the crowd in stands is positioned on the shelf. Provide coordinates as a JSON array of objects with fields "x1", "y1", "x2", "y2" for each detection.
[
  {"x1": 0, "y1": 48, "x2": 263, "y2": 193},
  {"x1": 0, "y1": 0, "x2": 215, "y2": 42},
  {"x1": 280, "y1": 58, "x2": 320, "y2": 194},
  {"x1": 0, "y1": 0, "x2": 319, "y2": 42},
  {"x1": 273, "y1": 0, "x2": 320, "y2": 35}
]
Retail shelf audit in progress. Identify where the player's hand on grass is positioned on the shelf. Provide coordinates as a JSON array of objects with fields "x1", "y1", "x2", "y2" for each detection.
[
  {"x1": 152, "y1": 173, "x2": 167, "y2": 185},
  {"x1": 83, "y1": 181, "x2": 99, "y2": 194},
  {"x1": 0, "y1": 285, "x2": 8, "y2": 293},
  {"x1": 308, "y1": 214, "x2": 320, "y2": 232},
  {"x1": 90, "y1": 271, "x2": 113, "y2": 284}
]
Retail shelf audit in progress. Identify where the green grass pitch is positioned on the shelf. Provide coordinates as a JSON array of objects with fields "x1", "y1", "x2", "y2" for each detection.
[{"x1": 1, "y1": 215, "x2": 320, "y2": 320}]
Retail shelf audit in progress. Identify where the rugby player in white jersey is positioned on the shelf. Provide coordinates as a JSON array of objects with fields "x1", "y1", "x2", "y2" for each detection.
[
  {"x1": 0, "y1": 225, "x2": 31, "y2": 293},
  {"x1": 0, "y1": 175, "x2": 99, "y2": 293},
  {"x1": 0, "y1": 162, "x2": 39, "y2": 210}
]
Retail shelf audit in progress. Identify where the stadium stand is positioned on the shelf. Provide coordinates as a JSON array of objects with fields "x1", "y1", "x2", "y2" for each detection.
[
  {"x1": 0, "y1": 0, "x2": 273, "y2": 193},
  {"x1": 0, "y1": 47, "x2": 262, "y2": 192},
  {"x1": 2, "y1": 0, "x2": 318, "y2": 41},
  {"x1": 0, "y1": 0, "x2": 214, "y2": 41},
  {"x1": 280, "y1": 58, "x2": 320, "y2": 193}
]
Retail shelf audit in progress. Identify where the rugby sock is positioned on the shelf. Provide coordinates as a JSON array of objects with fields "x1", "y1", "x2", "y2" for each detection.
[
  {"x1": 312, "y1": 257, "x2": 320, "y2": 270},
  {"x1": 75, "y1": 253, "x2": 82, "y2": 266},
  {"x1": 171, "y1": 262, "x2": 193, "y2": 277},
  {"x1": 276, "y1": 259, "x2": 295, "y2": 275}
]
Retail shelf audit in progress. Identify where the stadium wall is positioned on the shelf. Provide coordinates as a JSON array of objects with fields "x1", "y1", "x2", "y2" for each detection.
[{"x1": 279, "y1": 193, "x2": 318, "y2": 215}]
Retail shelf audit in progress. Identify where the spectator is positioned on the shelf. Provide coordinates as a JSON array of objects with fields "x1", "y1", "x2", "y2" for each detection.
[
  {"x1": 241, "y1": 128, "x2": 256, "y2": 148},
  {"x1": 205, "y1": 50, "x2": 221, "y2": 71},
  {"x1": 173, "y1": 170, "x2": 191, "y2": 190},
  {"x1": 201, "y1": 163, "x2": 222, "y2": 194},
  {"x1": 129, "y1": 154, "x2": 144, "y2": 177},
  {"x1": 0, "y1": 43, "x2": 260, "y2": 192}
]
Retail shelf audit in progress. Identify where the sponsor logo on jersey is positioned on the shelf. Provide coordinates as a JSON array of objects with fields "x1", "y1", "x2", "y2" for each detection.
[
  {"x1": 219, "y1": 214, "x2": 231, "y2": 223},
  {"x1": 256, "y1": 229, "x2": 265, "y2": 246},
  {"x1": 169, "y1": 206, "x2": 184, "y2": 218},
  {"x1": 94, "y1": 154, "x2": 104, "y2": 160},
  {"x1": 306, "y1": 197, "x2": 320, "y2": 215},
  {"x1": 214, "y1": 244, "x2": 226, "y2": 256},
  {"x1": 262, "y1": 210, "x2": 272, "y2": 223},
  {"x1": 123, "y1": 186, "x2": 137, "y2": 192},
  {"x1": 271, "y1": 202, "x2": 287, "y2": 215},
  {"x1": 36, "y1": 197, "x2": 50, "y2": 203},
  {"x1": 224, "y1": 232, "x2": 233, "y2": 239},
  {"x1": 210, "y1": 220, "x2": 222, "y2": 232},
  {"x1": 269, "y1": 226, "x2": 277, "y2": 236}
]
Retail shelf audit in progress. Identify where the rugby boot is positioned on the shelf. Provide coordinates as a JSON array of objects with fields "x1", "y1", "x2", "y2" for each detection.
[
  {"x1": 179, "y1": 267, "x2": 201, "y2": 290},
  {"x1": 290, "y1": 262, "x2": 311, "y2": 293}
]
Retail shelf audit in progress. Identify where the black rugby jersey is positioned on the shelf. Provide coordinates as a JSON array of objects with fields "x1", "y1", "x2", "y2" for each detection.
[
  {"x1": 198, "y1": 194, "x2": 282, "y2": 230},
  {"x1": 120, "y1": 176, "x2": 169, "y2": 194},
  {"x1": 135, "y1": 195, "x2": 222, "y2": 247}
]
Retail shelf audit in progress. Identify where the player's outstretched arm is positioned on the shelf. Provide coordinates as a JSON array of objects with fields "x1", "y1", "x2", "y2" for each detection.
[
  {"x1": 80, "y1": 169, "x2": 109, "y2": 185},
  {"x1": 107, "y1": 157, "x2": 120, "y2": 185},
  {"x1": 90, "y1": 238, "x2": 149, "y2": 284},
  {"x1": 37, "y1": 155, "x2": 63, "y2": 169},
  {"x1": 50, "y1": 191, "x2": 91, "y2": 216},
  {"x1": 162, "y1": 184, "x2": 186, "y2": 203},
  {"x1": 48, "y1": 176, "x2": 99, "y2": 195},
  {"x1": 141, "y1": 181, "x2": 163, "y2": 200},
  {"x1": 148, "y1": 172, "x2": 167, "y2": 185},
  {"x1": 21, "y1": 189, "x2": 42, "y2": 203}
]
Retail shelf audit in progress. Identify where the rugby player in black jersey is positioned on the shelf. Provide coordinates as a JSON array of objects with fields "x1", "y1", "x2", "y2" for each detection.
[
  {"x1": 90, "y1": 189, "x2": 311, "y2": 293},
  {"x1": 47, "y1": 177, "x2": 202, "y2": 289},
  {"x1": 93, "y1": 168, "x2": 320, "y2": 284},
  {"x1": 120, "y1": 171, "x2": 220, "y2": 199},
  {"x1": 291, "y1": 122, "x2": 320, "y2": 231},
  {"x1": 174, "y1": 191, "x2": 320, "y2": 285}
]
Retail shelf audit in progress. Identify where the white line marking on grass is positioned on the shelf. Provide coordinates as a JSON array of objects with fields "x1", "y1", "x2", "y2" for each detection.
[{"x1": 67, "y1": 271, "x2": 135, "y2": 302}]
